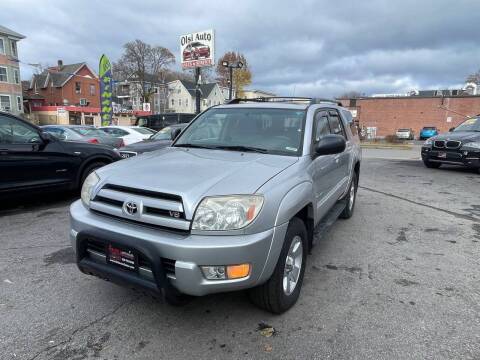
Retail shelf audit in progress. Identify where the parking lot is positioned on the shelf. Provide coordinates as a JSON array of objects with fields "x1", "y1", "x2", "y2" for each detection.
[{"x1": 1, "y1": 151, "x2": 480, "y2": 360}]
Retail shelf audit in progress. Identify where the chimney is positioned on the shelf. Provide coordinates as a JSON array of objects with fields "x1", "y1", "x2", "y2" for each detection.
[{"x1": 57, "y1": 60, "x2": 63, "y2": 70}]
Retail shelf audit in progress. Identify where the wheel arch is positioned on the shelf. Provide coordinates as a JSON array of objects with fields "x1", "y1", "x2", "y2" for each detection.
[{"x1": 76, "y1": 155, "x2": 113, "y2": 188}]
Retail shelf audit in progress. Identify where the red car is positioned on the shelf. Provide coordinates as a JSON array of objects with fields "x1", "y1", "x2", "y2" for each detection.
[{"x1": 183, "y1": 42, "x2": 210, "y2": 61}]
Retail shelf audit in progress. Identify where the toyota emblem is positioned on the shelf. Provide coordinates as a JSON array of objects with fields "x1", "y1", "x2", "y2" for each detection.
[{"x1": 123, "y1": 201, "x2": 138, "y2": 216}]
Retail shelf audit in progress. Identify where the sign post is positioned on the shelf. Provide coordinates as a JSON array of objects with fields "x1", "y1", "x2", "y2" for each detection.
[
  {"x1": 99, "y1": 54, "x2": 113, "y2": 126},
  {"x1": 180, "y1": 29, "x2": 215, "y2": 114}
]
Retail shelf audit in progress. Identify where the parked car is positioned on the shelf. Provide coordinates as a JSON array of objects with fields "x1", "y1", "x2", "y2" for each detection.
[
  {"x1": 419, "y1": 126, "x2": 439, "y2": 140},
  {"x1": 0, "y1": 112, "x2": 121, "y2": 198},
  {"x1": 396, "y1": 128, "x2": 415, "y2": 140},
  {"x1": 42, "y1": 125, "x2": 125, "y2": 148},
  {"x1": 421, "y1": 116, "x2": 480, "y2": 172},
  {"x1": 136, "y1": 113, "x2": 196, "y2": 131},
  {"x1": 118, "y1": 124, "x2": 187, "y2": 158},
  {"x1": 98, "y1": 126, "x2": 153, "y2": 145},
  {"x1": 70, "y1": 97, "x2": 361, "y2": 313}
]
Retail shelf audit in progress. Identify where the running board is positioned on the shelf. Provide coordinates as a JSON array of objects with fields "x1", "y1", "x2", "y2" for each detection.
[{"x1": 311, "y1": 200, "x2": 347, "y2": 248}]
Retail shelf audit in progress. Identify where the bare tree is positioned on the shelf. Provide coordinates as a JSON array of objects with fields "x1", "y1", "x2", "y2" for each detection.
[
  {"x1": 113, "y1": 39, "x2": 175, "y2": 102},
  {"x1": 466, "y1": 70, "x2": 480, "y2": 84}
]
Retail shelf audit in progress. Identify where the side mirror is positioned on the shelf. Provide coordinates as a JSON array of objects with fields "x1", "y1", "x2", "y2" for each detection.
[
  {"x1": 314, "y1": 134, "x2": 346, "y2": 156},
  {"x1": 40, "y1": 131, "x2": 55, "y2": 142},
  {"x1": 449, "y1": 127, "x2": 455, "y2": 132},
  {"x1": 171, "y1": 128, "x2": 182, "y2": 140}
]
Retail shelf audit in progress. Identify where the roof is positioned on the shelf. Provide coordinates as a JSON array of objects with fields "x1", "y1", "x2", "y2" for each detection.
[
  {"x1": 216, "y1": 102, "x2": 308, "y2": 110},
  {"x1": 178, "y1": 80, "x2": 218, "y2": 98},
  {"x1": 0, "y1": 25, "x2": 25, "y2": 39},
  {"x1": 29, "y1": 62, "x2": 94, "y2": 89}
]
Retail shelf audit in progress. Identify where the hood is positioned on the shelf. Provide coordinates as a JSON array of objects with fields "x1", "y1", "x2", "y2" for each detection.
[
  {"x1": 433, "y1": 131, "x2": 480, "y2": 142},
  {"x1": 120, "y1": 139, "x2": 172, "y2": 153},
  {"x1": 96, "y1": 147, "x2": 298, "y2": 218}
]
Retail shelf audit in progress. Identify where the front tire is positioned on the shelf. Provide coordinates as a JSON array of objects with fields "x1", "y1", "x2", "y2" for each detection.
[{"x1": 249, "y1": 217, "x2": 307, "y2": 314}]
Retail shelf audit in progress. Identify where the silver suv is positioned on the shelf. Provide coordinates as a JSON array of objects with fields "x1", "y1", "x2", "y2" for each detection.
[{"x1": 70, "y1": 97, "x2": 361, "y2": 313}]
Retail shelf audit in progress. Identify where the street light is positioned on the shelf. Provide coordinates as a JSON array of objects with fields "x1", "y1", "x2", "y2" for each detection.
[{"x1": 222, "y1": 61, "x2": 244, "y2": 100}]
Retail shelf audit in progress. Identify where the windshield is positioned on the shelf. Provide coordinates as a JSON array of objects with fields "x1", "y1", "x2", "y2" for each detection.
[
  {"x1": 174, "y1": 108, "x2": 306, "y2": 156},
  {"x1": 152, "y1": 127, "x2": 172, "y2": 140},
  {"x1": 453, "y1": 117, "x2": 480, "y2": 132},
  {"x1": 132, "y1": 127, "x2": 155, "y2": 135},
  {"x1": 423, "y1": 127, "x2": 436, "y2": 130}
]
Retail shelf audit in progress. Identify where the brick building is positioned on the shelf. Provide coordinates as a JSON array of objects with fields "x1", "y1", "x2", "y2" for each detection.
[
  {"x1": 0, "y1": 25, "x2": 25, "y2": 115},
  {"x1": 25, "y1": 60, "x2": 99, "y2": 108},
  {"x1": 339, "y1": 95, "x2": 480, "y2": 138}
]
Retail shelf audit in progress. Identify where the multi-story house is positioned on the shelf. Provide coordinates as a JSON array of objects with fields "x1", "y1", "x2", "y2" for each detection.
[
  {"x1": 167, "y1": 80, "x2": 230, "y2": 113},
  {"x1": 26, "y1": 60, "x2": 99, "y2": 108},
  {"x1": 114, "y1": 74, "x2": 167, "y2": 114},
  {"x1": 0, "y1": 25, "x2": 25, "y2": 115}
]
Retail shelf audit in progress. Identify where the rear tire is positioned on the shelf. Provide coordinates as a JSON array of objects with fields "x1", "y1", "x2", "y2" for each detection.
[
  {"x1": 249, "y1": 217, "x2": 307, "y2": 314},
  {"x1": 79, "y1": 162, "x2": 107, "y2": 188},
  {"x1": 423, "y1": 159, "x2": 441, "y2": 169},
  {"x1": 339, "y1": 172, "x2": 358, "y2": 219}
]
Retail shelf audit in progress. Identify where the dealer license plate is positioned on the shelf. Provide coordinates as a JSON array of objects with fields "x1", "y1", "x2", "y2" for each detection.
[
  {"x1": 107, "y1": 244, "x2": 136, "y2": 270},
  {"x1": 437, "y1": 152, "x2": 447, "y2": 158}
]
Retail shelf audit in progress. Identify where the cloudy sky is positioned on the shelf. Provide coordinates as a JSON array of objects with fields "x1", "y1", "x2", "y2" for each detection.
[{"x1": 3, "y1": 0, "x2": 480, "y2": 97}]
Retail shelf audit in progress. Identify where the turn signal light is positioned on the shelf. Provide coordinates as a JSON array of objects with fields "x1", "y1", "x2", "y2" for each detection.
[{"x1": 226, "y1": 264, "x2": 251, "y2": 279}]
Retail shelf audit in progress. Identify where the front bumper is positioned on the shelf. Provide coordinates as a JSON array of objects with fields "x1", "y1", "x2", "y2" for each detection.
[
  {"x1": 70, "y1": 200, "x2": 288, "y2": 296},
  {"x1": 421, "y1": 147, "x2": 480, "y2": 168}
]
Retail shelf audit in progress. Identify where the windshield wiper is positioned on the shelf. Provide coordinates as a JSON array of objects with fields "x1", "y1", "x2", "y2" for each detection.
[
  {"x1": 174, "y1": 143, "x2": 215, "y2": 149},
  {"x1": 213, "y1": 145, "x2": 269, "y2": 153}
]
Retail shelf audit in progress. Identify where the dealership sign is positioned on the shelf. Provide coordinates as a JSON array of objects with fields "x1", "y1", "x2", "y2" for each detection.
[{"x1": 180, "y1": 29, "x2": 215, "y2": 69}]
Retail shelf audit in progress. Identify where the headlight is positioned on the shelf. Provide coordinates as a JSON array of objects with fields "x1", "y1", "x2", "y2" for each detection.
[
  {"x1": 81, "y1": 172, "x2": 100, "y2": 207},
  {"x1": 424, "y1": 138, "x2": 433, "y2": 146},
  {"x1": 461, "y1": 142, "x2": 480, "y2": 150},
  {"x1": 192, "y1": 195, "x2": 264, "y2": 231}
]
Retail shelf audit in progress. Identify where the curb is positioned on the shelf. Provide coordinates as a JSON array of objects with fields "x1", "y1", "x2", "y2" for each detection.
[{"x1": 361, "y1": 144, "x2": 413, "y2": 150}]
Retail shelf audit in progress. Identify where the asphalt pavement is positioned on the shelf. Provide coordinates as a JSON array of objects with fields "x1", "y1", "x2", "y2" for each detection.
[{"x1": 1, "y1": 151, "x2": 480, "y2": 359}]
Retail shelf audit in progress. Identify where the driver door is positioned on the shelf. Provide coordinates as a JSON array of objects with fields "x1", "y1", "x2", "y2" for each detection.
[{"x1": 0, "y1": 115, "x2": 66, "y2": 191}]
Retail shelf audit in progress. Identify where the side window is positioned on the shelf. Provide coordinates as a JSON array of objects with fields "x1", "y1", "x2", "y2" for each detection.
[
  {"x1": 116, "y1": 129, "x2": 130, "y2": 136},
  {"x1": 0, "y1": 116, "x2": 41, "y2": 144},
  {"x1": 313, "y1": 111, "x2": 331, "y2": 142},
  {"x1": 327, "y1": 110, "x2": 346, "y2": 138}
]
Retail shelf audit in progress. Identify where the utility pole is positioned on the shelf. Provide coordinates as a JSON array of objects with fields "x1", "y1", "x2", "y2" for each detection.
[{"x1": 195, "y1": 67, "x2": 201, "y2": 114}]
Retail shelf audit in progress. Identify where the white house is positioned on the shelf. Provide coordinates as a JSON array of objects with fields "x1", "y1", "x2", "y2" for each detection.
[{"x1": 167, "y1": 80, "x2": 230, "y2": 113}]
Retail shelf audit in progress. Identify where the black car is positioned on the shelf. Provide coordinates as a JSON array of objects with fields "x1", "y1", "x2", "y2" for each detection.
[
  {"x1": 421, "y1": 116, "x2": 480, "y2": 172},
  {"x1": 118, "y1": 123, "x2": 187, "y2": 158},
  {"x1": 136, "y1": 113, "x2": 195, "y2": 131},
  {"x1": 0, "y1": 112, "x2": 122, "y2": 197}
]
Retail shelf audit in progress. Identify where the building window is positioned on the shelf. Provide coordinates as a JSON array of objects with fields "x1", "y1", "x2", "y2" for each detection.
[
  {"x1": 0, "y1": 67, "x2": 7, "y2": 82},
  {"x1": 16, "y1": 96, "x2": 22, "y2": 111},
  {"x1": 89, "y1": 84, "x2": 95, "y2": 96},
  {"x1": 0, "y1": 39, "x2": 4, "y2": 54},
  {"x1": 13, "y1": 69, "x2": 19, "y2": 84},
  {"x1": 178, "y1": 99, "x2": 181, "y2": 106},
  {"x1": 0, "y1": 95, "x2": 11, "y2": 111},
  {"x1": 185, "y1": 99, "x2": 188, "y2": 107},
  {"x1": 75, "y1": 82, "x2": 81, "y2": 94},
  {"x1": 10, "y1": 40, "x2": 17, "y2": 57},
  {"x1": 171, "y1": 99, "x2": 174, "y2": 106}
]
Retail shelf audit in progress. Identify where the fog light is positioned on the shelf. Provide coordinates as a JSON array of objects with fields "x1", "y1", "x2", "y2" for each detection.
[
  {"x1": 201, "y1": 266, "x2": 226, "y2": 280},
  {"x1": 227, "y1": 264, "x2": 251, "y2": 279}
]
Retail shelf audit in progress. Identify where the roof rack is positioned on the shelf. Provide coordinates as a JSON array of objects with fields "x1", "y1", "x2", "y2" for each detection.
[{"x1": 226, "y1": 97, "x2": 342, "y2": 106}]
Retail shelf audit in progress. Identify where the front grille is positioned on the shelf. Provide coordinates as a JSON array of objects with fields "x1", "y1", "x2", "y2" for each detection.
[
  {"x1": 434, "y1": 140, "x2": 445, "y2": 148},
  {"x1": 89, "y1": 184, "x2": 190, "y2": 232},
  {"x1": 446, "y1": 140, "x2": 461, "y2": 149},
  {"x1": 434, "y1": 140, "x2": 461, "y2": 149}
]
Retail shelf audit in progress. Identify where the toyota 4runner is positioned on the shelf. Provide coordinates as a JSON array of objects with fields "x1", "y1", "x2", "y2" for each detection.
[{"x1": 70, "y1": 97, "x2": 361, "y2": 313}]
